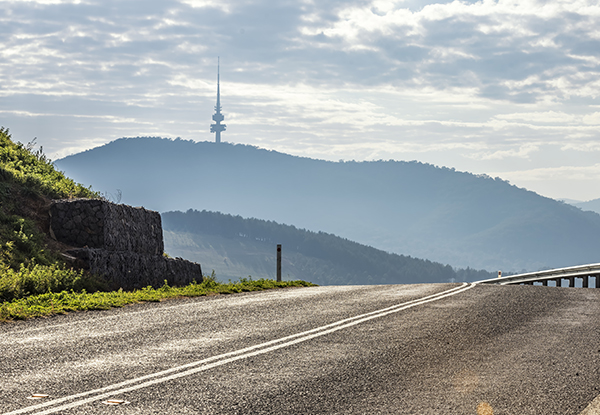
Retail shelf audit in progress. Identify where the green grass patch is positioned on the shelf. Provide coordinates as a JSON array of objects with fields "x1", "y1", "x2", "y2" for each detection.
[
  {"x1": 0, "y1": 262, "x2": 107, "y2": 302},
  {"x1": 0, "y1": 211, "x2": 73, "y2": 270},
  {"x1": 0, "y1": 127, "x2": 98, "y2": 200},
  {"x1": 0, "y1": 276, "x2": 316, "y2": 322}
]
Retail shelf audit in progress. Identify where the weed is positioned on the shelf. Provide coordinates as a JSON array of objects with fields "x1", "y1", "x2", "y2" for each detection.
[
  {"x1": 0, "y1": 276, "x2": 316, "y2": 322},
  {"x1": 0, "y1": 262, "x2": 105, "y2": 302}
]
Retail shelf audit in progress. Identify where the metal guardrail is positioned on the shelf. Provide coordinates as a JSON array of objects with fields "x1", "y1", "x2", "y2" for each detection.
[{"x1": 475, "y1": 263, "x2": 600, "y2": 288}]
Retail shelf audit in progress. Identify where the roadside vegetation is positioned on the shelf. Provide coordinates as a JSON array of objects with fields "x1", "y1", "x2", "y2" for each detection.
[
  {"x1": 0, "y1": 127, "x2": 315, "y2": 322},
  {"x1": 0, "y1": 126, "x2": 103, "y2": 299},
  {"x1": 0, "y1": 275, "x2": 314, "y2": 322}
]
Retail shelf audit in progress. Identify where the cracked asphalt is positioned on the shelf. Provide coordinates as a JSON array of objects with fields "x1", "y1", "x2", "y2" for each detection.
[{"x1": 1, "y1": 283, "x2": 599, "y2": 414}]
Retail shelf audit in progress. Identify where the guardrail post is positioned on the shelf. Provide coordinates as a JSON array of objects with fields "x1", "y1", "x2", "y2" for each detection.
[
  {"x1": 555, "y1": 278, "x2": 562, "y2": 287},
  {"x1": 569, "y1": 276, "x2": 575, "y2": 287},
  {"x1": 596, "y1": 276, "x2": 600, "y2": 289},
  {"x1": 542, "y1": 280, "x2": 548, "y2": 286},
  {"x1": 583, "y1": 276, "x2": 589, "y2": 288}
]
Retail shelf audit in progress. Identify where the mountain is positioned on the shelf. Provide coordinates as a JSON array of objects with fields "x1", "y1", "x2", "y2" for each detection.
[
  {"x1": 162, "y1": 209, "x2": 493, "y2": 284},
  {"x1": 55, "y1": 137, "x2": 600, "y2": 272},
  {"x1": 571, "y1": 198, "x2": 600, "y2": 215}
]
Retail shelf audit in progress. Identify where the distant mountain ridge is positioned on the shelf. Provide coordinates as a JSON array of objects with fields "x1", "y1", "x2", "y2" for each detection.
[
  {"x1": 571, "y1": 198, "x2": 600, "y2": 215},
  {"x1": 162, "y1": 209, "x2": 493, "y2": 284},
  {"x1": 55, "y1": 137, "x2": 600, "y2": 272}
]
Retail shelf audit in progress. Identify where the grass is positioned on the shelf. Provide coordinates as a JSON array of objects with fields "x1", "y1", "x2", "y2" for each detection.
[
  {"x1": 0, "y1": 127, "x2": 98, "y2": 200},
  {"x1": 0, "y1": 262, "x2": 107, "y2": 302},
  {"x1": 0, "y1": 275, "x2": 316, "y2": 322}
]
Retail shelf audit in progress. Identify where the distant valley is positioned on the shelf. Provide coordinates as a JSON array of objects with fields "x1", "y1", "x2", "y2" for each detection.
[{"x1": 55, "y1": 137, "x2": 600, "y2": 273}]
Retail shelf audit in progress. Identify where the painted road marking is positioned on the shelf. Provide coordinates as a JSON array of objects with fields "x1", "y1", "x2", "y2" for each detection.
[
  {"x1": 579, "y1": 394, "x2": 600, "y2": 415},
  {"x1": 0, "y1": 285, "x2": 368, "y2": 337},
  {"x1": 2, "y1": 283, "x2": 474, "y2": 415}
]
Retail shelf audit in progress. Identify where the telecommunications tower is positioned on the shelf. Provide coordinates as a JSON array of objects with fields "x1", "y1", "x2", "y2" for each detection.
[{"x1": 210, "y1": 58, "x2": 226, "y2": 143}]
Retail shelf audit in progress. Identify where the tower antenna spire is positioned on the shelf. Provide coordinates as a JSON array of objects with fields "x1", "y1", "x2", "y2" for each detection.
[{"x1": 210, "y1": 56, "x2": 226, "y2": 143}]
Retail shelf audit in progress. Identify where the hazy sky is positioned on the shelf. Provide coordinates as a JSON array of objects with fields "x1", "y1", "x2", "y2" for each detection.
[{"x1": 2, "y1": 0, "x2": 600, "y2": 201}]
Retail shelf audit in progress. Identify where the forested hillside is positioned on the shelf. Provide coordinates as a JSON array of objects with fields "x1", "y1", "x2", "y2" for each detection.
[
  {"x1": 56, "y1": 137, "x2": 600, "y2": 272},
  {"x1": 162, "y1": 210, "x2": 493, "y2": 284}
]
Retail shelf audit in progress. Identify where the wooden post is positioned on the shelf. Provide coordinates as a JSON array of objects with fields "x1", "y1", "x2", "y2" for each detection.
[{"x1": 276, "y1": 244, "x2": 282, "y2": 282}]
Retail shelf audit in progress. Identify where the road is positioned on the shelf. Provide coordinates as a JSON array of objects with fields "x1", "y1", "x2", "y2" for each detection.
[{"x1": 1, "y1": 283, "x2": 599, "y2": 414}]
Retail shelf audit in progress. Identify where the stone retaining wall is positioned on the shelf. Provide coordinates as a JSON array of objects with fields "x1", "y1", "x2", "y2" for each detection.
[
  {"x1": 50, "y1": 199, "x2": 202, "y2": 290},
  {"x1": 50, "y1": 199, "x2": 163, "y2": 255},
  {"x1": 67, "y1": 248, "x2": 203, "y2": 290}
]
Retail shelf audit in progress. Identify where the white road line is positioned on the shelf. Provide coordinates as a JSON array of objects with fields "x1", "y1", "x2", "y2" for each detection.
[
  {"x1": 2, "y1": 283, "x2": 475, "y2": 415},
  {"x1": 0, "y1": 285, "x2": 378, "y2": 336}
]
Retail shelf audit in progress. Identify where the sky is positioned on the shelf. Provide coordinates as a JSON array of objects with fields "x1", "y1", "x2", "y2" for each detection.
[{"x1": 1, "y1": 0, "x2": 600, "y2": 202}]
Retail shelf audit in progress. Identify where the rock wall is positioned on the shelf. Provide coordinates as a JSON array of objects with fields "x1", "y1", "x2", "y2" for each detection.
[
  {"x1": 49, "y1": 199, "x2": 163, "y2": 255},
  {"x1": 66, "y1": 248, "x2": 203, "y2": 290},
  {"x1": 50, "y1": 199, "x2": 202, "y2": 290}
]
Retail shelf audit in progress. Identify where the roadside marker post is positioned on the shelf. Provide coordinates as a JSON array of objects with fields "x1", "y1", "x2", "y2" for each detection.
[{"x1": 277, "y1": 244, "x2": 282, "y2": 282}]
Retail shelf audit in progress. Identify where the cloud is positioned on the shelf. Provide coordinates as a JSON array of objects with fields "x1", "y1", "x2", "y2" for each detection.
[
  {"x1": 494, "y1": 163, "x2": 600, "y2": 182},
  {"x1": 178, "y1": 0, "x2": 232, "y2": 13},
  {"x1": 465, "y1": 143, "x2": 540, "y2": 161},
  {"x1": 582, "y1": 112, "x2": 600, "y2": 125},
  {"x1": 294, "y1": 0, "x2": 600, "y2": 99},
  {"x1": 3, "y1": 0, "x2": 600, "y2": 101},
  {"x1": 0, "y1": 0, "x2": 87, "y2": 3},
  {"x1": 494, "y1": 111, "x2": 578, "y2": 123}
]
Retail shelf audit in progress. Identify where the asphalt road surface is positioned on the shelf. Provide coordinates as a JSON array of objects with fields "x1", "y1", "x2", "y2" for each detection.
[{"x1": 1, "y1": 283, "x2": 599, "y2": 414}]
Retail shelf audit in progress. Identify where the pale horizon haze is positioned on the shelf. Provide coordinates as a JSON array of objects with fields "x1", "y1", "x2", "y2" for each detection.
[{"x1": 2, "y1": 0, "x2": 600, "y2": 201}]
